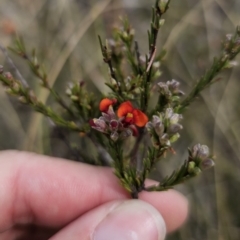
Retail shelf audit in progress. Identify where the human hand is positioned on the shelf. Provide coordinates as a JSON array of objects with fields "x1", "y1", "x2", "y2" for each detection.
[{"x1": 0, "y1": 150, "x2": 188, "y2": 240}]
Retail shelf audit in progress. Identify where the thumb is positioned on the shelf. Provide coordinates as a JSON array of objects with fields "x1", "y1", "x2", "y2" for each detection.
[{"x1": 50, "y1": 200, "x2": 166, "y2": 240}]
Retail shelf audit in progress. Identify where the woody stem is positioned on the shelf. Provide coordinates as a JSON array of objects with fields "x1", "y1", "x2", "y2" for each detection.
[{"x1": 130, "y1": 128, "x2": 145, "y2": 168}]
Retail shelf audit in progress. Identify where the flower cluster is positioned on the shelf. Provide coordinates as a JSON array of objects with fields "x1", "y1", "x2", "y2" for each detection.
[
  {"x1": 90, "y1": 98, "x2": 148, "y2": 141},
  {"x1": 146, "y1": 108, "x2": 182, "y2": 148},
  {"x1": 187, "y1": 144, "x2": 215, "y2": 175},
  {"x1": 157, "y1": 79, "x2": 184, "y2": 104}
]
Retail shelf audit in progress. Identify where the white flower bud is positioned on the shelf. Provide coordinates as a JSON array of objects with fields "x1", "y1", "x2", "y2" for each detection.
[
  {"x1": 200, "y1": 158, "x2": 215, "y2": 170},
  {"x1": 110, "y1": 131, "x2": 119, "y2": 141}
]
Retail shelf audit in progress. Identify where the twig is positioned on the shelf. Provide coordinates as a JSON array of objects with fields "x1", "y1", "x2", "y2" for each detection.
[
  {"x1": 47, "y1": 118, "x2": 84, "y2": 161},
  {"x1": 146, "y1": 47, "x2": 156, "y2": 72},
  {"x1": 25, "y1": 54, "x2": 75, "y2": 117},
  {"x1": 178, "y1": 28, "x2": 240, "y2": 113},
  {"x1": 98, "y1": 36, "x2": 124, "y2": 97},
  {"x1": 134, "y1": 41, "x2": 143, "y2": 75},
  {"x1": 87, "y1": 132, "x2": 113, "y2": 166},
  {"x1": 129, "y1": 128, "x2": 145, "y2": 168},
  {"x1": 141, "y1": 1, "x2": 171, "y2": 111},
  {"x1": 0, "y1": 43, "x2": 29, "y2": 88}
]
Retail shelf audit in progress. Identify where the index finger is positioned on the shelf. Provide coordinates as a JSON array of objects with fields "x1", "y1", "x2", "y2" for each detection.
[{"x1": 0, "y1": 150, "x2": 188, "y2": 232}]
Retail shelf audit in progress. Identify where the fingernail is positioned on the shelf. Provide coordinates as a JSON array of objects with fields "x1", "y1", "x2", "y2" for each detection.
[{"x1": 93, "y1": 200, "x2": 166, "y2": 240}]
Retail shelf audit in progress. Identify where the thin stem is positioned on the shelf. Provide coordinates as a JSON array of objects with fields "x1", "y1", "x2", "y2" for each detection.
[
  {"x1": 144, "y1": 175, "x2": 192, "y2": 192},
  {"x1": 26, "y1": 55, "x2": 75, "y2": 117},
  {"x1": 0, "y1": 44, "x2": 29, "y2": 88},
  {"x1": 0, "y1": 73, "x2": 84, "y2": 132},
  {"x1": 48, "y1": 119, "x2": 84, "y2": 162},
  {"x1": 125, "y1": 42, "x2": 139, "y2": 76},
  {"x1": 134, "y1": 41, "x2": 143, "y2": 75},
  {"x1": 87, "y1": 132, "x2": 113, "y2": 166},
  {"x1": 178, "y1": 54, "x2": 240, "y2": 113},
  {"x1": 129, "y1": 128, "x2": 145, "y2": 169},
  {"x1": 8, "y1": 42, "x2": 75, "y2": 117},
  {"x1": 131, "y1": 191, "x2": 139, "y2": 199},
  {"x1": 178, "y1": 27, "x2": 240, "y2": 113},
  {"x1": 98, "y1": 36, "x2": 125, "y2": 98},
  {"x1": 141, "y1": 0, "x2": 171, "y2": 111}
]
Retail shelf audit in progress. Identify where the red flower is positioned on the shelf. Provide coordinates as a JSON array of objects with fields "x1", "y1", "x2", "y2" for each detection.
[
  {"x1": 117, "y1": 101, "x2": 148, "y2": 127},
  {"x1": 99, "y1": 98, "x2": 117, "y2": 112}
]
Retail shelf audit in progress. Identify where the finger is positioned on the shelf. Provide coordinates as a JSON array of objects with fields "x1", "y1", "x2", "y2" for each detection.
[
  {"x1": 50, "y1": 200, "x2": 166, "y2": 240},
  {"x1": 139, "y1": 190, "x2": 188, "y2": 232},
  {"x1": 0, "y1": 150, "x2": 128, "y2": 231},
  {"x1": 0, "y1": 150, "x2": 188, "y2": 233}
]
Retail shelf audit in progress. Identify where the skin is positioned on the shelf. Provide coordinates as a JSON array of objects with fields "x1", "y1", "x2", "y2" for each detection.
[{"x1": 0, "y1": 150, "x2": 188, "y2": 239}]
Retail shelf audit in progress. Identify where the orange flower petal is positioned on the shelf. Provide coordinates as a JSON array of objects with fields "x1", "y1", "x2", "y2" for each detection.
[
  {"x1": 117, "y1": 101, "x2": 134, "y2": 117},
  {"x1": 132, "y1": 109, "x2": 148, "y2": 127},
  {"x1": 99, "y1": 98, "x2": 117, "y2": 112}
]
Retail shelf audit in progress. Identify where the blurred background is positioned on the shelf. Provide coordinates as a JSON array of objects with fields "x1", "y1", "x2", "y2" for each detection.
[{"x1": 0, "y1": 0, "x2": 240, "y2": 239}]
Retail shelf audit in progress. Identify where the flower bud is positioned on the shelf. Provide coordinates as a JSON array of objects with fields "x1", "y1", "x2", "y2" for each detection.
[
  {"x1": 153, "y1": 61, "x2": 160, "y2": 68},
  {"x1": 107, "y1": 105, "x2": 116, "y2": 118},
  {"x1": 226, "y1": 34, "x2": 233, "y2": 41},
  {"x1": 167, "y1": 79, "x2": 179, "y2": 87},
  {"x1": 65, "y1": 88, "x2": 72, "y2": 96},
  {"x1": 146, "y1": 122, "x2": 154, "y2": 132},
  {"x1": 18, "y1": 96, "x2": 27, "y2": 103},
  {"x1": 158, "y1": 82, "x2": 171, "y2": 97},
  {"x1": 200, "y1": 158, "x2": 215, "y2": 170},
  {"x1": 167, "y1": 79, "x2": 185, "y2": 96},
  {"x1": 169, "y1": 133, "x2": 180, "y2": 143},
  {"x1": 187, "y1": 161, "x2": 196, "y2": 174},
  {"x1": 159, "y1": 19, "x2": 165, "y2": 27},
  {"x1": 168, "y1": 123, "x2": 183, "y2": 134},
  {"x1": 28, "y1": 90, "x2": 37, "y2": 103},
  {"x1": 152, "y1": 115, "x2": 164, "y2": 136},
  {"x1": 152, "y1": 115, "x2": 162, "y2": 126},
  {"x1": 192, "y1": 144, "x2": 209, "y2": 160},
  {"x1": 5, "y1": 88, "x2": 14, "y2": 95},
  {"x1": 193, "y1": 167, "x2": 201, "y2": 175},
  {"x1": 70, "y1": 95, "x2": 78, "y2": 101},
  {"x1": 90, "y1": 118, "x2": 108, "y2": 133},
  {"x1": 155, "y1": 121, "x2": 164, "y2": 136},
  {"x1": 165, "y1": 108, "x2": 173, "y2": 119},
  {"x1": 4, "y1": 72, "x2": 13, "y2": 80},
  {"x1": 108, "y1": 39, "x2": 116, "y2": 48},
  {"x1": 169, "y1": 113, "x2": 182, "y2": 124},
  {"x1": 158, "y1": 0, "x2": 169, "y2": 13},
  {"x1": 101, "y1": 113, "x2": 111, "y2": 122},
  {"x1": 110, "y1": 131, "x2": 119, "y2": 141},
  {"x1": 160, "y1": 133, "x2": 170, "y2": 146},
  {"x1": 191, "y1": 143, "x2": 201, "y2": 158},
  {"x1": 189, "y1": 144, "x2": 215, "y2": 171},
  {"x1": 121, "y1": 128, "x2": 133, "y2": 138},
  {"x1": 12, "y1": 82, "x2": 20, "y2": 92},
  {"x1": 94, "y1": 119, "x2": 107, "y2": 130}
]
